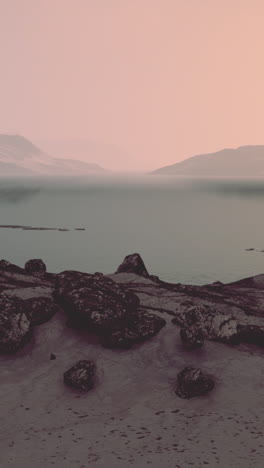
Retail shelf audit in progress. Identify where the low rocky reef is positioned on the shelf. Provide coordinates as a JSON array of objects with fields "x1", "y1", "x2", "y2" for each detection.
[{"x1": 1, "y1": 253, "x2": 264, "y2": 398}]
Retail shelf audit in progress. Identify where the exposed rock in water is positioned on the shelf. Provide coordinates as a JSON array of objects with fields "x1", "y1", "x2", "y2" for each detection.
[
  {"x1": 103, "y1": 311, "x2": 166, "y2": 349},
  {"x1": 0, "y1": 294, "x2": 33, "y2": 353},
  {"x1": 173, "y1": 304, "x2": 240, "y2": 344},
  {"x1": 25, "y1": 259, "x2": 47, "y2": 277},
  {"x1": 116, "y1": 253, "x2": 150, "y2": 277},
  {"x1": 64, "y1": 360, "x2": 96, "y2": 391},
  {"x1": 180, "y1": 326, "x2": 204, "y2": 350},
  {"x1": 55, "y1": 270, "x2": 140, "y2": 332},
  {"x1": 175, "y1": 367, "x2": 215, "y2": 399}
]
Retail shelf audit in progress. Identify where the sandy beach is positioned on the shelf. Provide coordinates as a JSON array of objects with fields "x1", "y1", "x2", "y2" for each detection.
[{"x1": 1, "y1": 300, "x2": 264, "y2": 468}]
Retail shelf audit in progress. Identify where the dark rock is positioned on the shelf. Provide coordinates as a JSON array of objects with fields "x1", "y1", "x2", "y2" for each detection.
[
  {"x1": 173, "y1": 304, "x2": 240, "y2": 344},
  {"x1": 64, "y1": 360, "x2": 96, "y2": 391},
  {"x1": 237, "y1": 325, "x2": 264, "y2": 346},
  {"x1": 116, "y1": 253, "x2": 149, "y2": 277},
  {"x1": 55, "y1": 271, "x2": 140, "y2": 332},
  {"x1": 180, "y1": 327, "x2": 204, "y2": 350},
  {"x1": 50, "y1": 353, "x2": 56, "y2": 360},
  {"x1": 25, "y1": 296, "x2": 58, "y2": 325},
  {"x1": 0, "y1": 259, "x2": 25, "y2": 274},
  {"x1": 0, "y1": 294, "x2": 33, "y2": 353},
  {"x1": 175, "y1": 367, "x2": 215, "y2": 399},
  {"x1": 25, "y1": 259, "x2": 46, "y2": 277},
  {"x1": 103, "y1": 311, "x2": 166, "y2": 349}
]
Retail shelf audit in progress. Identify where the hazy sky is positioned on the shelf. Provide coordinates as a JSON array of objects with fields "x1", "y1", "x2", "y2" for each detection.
[{"x1": 1, "y1": 0, "x2": 264, "y2": 171}]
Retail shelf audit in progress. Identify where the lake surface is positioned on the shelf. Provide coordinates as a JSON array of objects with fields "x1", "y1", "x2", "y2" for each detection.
[{"x1": 1, "y1": 176, "x2": 264, "y2": 285}]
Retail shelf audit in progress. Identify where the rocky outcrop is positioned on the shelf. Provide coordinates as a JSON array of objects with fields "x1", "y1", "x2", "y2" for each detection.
[
  {"x1": 25, "y1": 259, "x2": 47, "y2": 277},
  {"x1": 55, "y1": 271, "x2": 140, "y2": 332},
  {"x1": 64, "y1": 360, "x2": 96, "y2": 391},
  {"x1": 0, "y1": 294, "x2": 33, "y2": 353},
  {"x1": 116, "y1": 253, "x2": 150, "y2": 277},
  {"x1": 175, "y1": 367, "x2": 215, "y2": 399},
  {"x1": 180, "y1": 327, "x2": 204, "y2": 350},
  {"x1": 55, "y1": 270, "x2": 166, "y2": 347},
  {"x1": 173, "y1": 304, "x2": 240, "y2": 344},
  {"x1": 103, "y1": 311, "x2": 166, "y2": 348}
]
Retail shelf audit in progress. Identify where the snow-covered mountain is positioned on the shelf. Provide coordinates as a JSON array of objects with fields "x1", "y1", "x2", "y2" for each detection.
[
  {"x1": 0, "y1": 135, "x2": 108, "y2": 176},
  {"x1": 152, "y1": 146, "x2": 264, "y2": 176}
]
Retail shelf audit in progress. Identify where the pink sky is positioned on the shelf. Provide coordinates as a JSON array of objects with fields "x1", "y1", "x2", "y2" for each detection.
[{"x1": 0, "y1": 0, "x2": 264, "y2": 171}]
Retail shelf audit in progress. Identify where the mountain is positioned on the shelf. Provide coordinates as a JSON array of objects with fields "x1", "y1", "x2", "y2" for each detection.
[
  {"x1": 36, "y1": 139, "x2": 131, "y2": 172},
  {"x1": 0, "y1": 134, "x2": 108, "y2": 176},
  {"x1": 152, "y1": 146, "x2": 264, "y2": 176}
]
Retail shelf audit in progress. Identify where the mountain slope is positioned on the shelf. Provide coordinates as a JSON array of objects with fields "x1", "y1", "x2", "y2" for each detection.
[
  {"x1": 0, "y1": 135, "x2": 108, "y2": 176},
  {"x1": 152, "y1": 146, "x2": 264, "y2": 176}
]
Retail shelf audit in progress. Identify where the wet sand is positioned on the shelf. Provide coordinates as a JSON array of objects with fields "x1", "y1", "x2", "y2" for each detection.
[{"x1": 1, "y1": 307, "x2": 264, "y2": 468}]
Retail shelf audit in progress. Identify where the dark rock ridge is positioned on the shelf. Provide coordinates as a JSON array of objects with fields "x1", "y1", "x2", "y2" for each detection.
[
  {"x1": 64, "y1": 360, "x2": 96, "y2": 391},
  {"x1": 1, "y1": 254, "x2": 264, "y2": 356},
  {"x1": 175, "y1": 367, "x2": 215, "y2": 399}
]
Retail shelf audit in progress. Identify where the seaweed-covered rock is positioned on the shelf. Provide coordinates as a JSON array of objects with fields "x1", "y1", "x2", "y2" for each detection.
[
  {"x1": 173, "y1": 304, "x2": 240, "y2": 344},
  {"x1": 25, "y1": 259, "x2": 47, "y2": 277},
  {"x1": 175, "y1": 367, "x2": 215, "y2": 399},
  {"x1": 25, "y1": 296, "x2": 58, "y2": 325},
  {"x1": 55, "y1": 271, "x2": 140, "y2": 332},
  {"x1": 64, "y1": 360, "x2": 96, "y2": 391},
  {"x1": 0, "y1": 294, "x2": 32, "y2": 353},
  {"x1": 116, "y1": 253, "x2": 149, "y2": 277},
  {"x1": 180, "y1": 327, "x2": 204, "y2": 350},
  {"x1": 103, "y1": 311, "x2": 166, "y2": 349}
]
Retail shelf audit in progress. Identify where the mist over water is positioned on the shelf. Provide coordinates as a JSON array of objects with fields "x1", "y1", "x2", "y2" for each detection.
[{"x1": 1, "y1": 176, "x2": 264, "y2": 284}]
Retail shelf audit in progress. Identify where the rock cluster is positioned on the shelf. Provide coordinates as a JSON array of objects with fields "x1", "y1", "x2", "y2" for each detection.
[
  {"x1": 55, "y1": 270, "x2": 165, "y2": 347},
  {"x1": 2, "y1": 253, "x2": 264, "y2": 399}
]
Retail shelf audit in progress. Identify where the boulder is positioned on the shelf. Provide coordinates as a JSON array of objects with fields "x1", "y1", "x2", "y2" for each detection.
[
  {"x1": 103, "y1": 311, "x2": 166, "y2": 349},
  {"x1": 116, "y1": 253, "x2": 149, "y2": 277},
  {"x1": 25, "y1": 259, "x2": 46, "y2": 277},
  {"x1": 173, "y1": 304, "x2": 240, "y2": 344},
  {"x1": 175, "y1": 367, "x2": 215, "y2": 399},
  {"x1": 64, "y1": 360, "x2": 96, "y2": 391},
  {"x1": 237, "y1": 325, "x2": 264, "y2": 346},
  {"x1": 55, "y1": 271, "x2": 140, "y2": 332},
  {"x1": 0, "y1": 294, "x2": 33, "y2": 353},
  {"x1": 180, "y1": 327, "x2": 204, "y2": 350},
  {"x1": 25, "y1": 296, "x2": 58, "y2": 325}
]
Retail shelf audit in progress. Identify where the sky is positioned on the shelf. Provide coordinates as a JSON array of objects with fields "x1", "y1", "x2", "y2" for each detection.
[{"x1": 0, "y1": 0, "x2": 264, "y2": 171}]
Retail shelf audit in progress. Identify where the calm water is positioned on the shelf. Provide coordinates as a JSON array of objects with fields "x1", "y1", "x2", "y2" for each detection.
[{"x1": 1, "y1": 176, "x2": 264, "y2": 285}]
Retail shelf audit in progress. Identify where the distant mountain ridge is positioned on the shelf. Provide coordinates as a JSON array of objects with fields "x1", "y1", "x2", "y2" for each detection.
[
  {"x1": 0, "y1": 134, "x2": 108, "y2": 176},
  {"x1": 152, "y1": 146, "x2": 264, "y2": 176}
]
